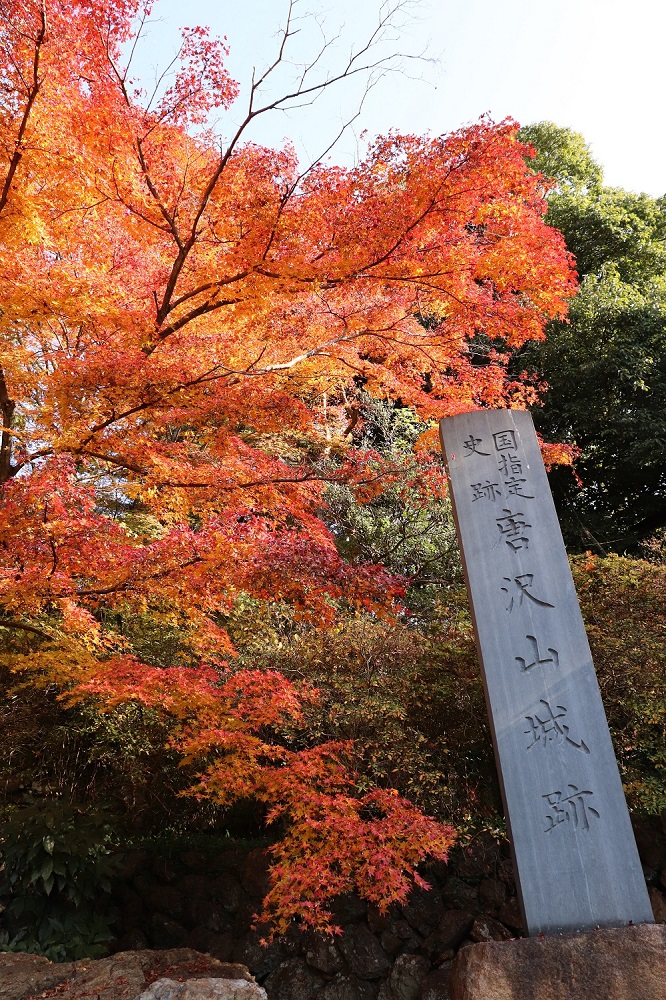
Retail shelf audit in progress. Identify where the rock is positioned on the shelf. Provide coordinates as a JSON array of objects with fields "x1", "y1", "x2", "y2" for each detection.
[
  {"x1": 496, "y1": 897, "x2": 523, "y2": 932},
  {"x1": 378, "y1": 917, "x2": 422, "y2": 956},
  {"x1": 453, "y1": 835, "x2": 502, "y2": 879},
  {"x1": 143, "y1": 883, "x2": 185, "y2": 920},
  {"x1": 323, "y1": 974, "x2": 363, "y2": 1000},
  {"x1": 263, "y1": 958, "x2": 325, "y2": 1000},
  {"x1": 303, "y1": 931, "x2": 345, "y2": 973},
  {"x1": 117, "y1": 847, "x2": 150, "y2": 878},
  {"x1": 186, "y1": 927, "x2": 235, "y2": 961},
  {"x1": 450, "y1": 923, "x2": 666, "y2": 1000},
  {"x1": 153, "y1": 856, "x2": 180, "y2": 883},
  {"x1": 367, "y1": 902, "x2": 391, "y2": 933},
  {"x1": 379, "y1": 929, "x2": 403, "y2": 955},
  {"x1": 331, "y1": 893, "x2": 368, "y2": 924},
  {"x1": 477, "y1": 878, "x2": 506, "y2": 913},
  {"x1": 648, "y1": 886, "x2": 666, "y2": 922},
  {"x1": 149, "y1": 913, "x2": 190, "y2": 949},
  {"x1": 418, "y1": 964, "x2": 453, "y2": 1000},
  {"x1": 0, "y1": 953, "x2": 75, "y2": 1000},
  {"x1": 423, "y1": 910, "x2": 474, "y2": 958},
  {"x1": 181, "y1": 874, "x2": 216, "y2": 900},
  {"x1": 400, "y1": 888, "x2": 444, "y2": 936},
  {"x1": 386, "y1": 954, "x2": 431, "y2": 1000},
  {"x1": 114, "y1": 881, "x2": 146, "y2": 911},
  {"x1": 115, "y1": 926, "x2": 150, "y2": 951},
  {"x1": 0, "y1": 949, "x2": 251, "y2": 1000},
  {"x1": 215, "y1": 849, "x2": 250, "y2": 875},
  {"x1": 232, "y1": 895, "x2": 259, "y2": 934},
  {"x1": 441, "y1": 877, "x2": 478, "y2": 912},
  {"x1": 467, "y1": 917, "x2": 513, "y2": 943},
  {"x1": 241, "y1": 848, "x2": 271, "y2": 898},
  {"x1": 183, "y1": 898, "x2": 229, "y2": 932},
  {"x1": 338, "y1": 923, "x2": 391, "y2": 979},
  {"x1": 232, "y1": 930, "x2": 286, "y2": 980},
  {"x1": 182, "y1": 851, "x2": 216, "y2": 873},
  {"x1": 323, "y1": 974, "x2": 379, "y2": 1000},
  {"x1": 633, "y1": 816, "x2": 666, "y2": 872},
  {"x1": 138, "y1": 978, "x2": 266, "y2": 1000},
  {"x1": 494, "y1": 857, "x2": 515, "y2": 888},
  {"x1": 211, "y1": 874, "x2": 244, "y2": 913}
]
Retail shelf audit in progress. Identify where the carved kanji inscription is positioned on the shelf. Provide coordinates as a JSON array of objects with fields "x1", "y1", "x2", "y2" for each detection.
[{"x1": 439, "y1": 409, "x2": 654, "y2": 936}]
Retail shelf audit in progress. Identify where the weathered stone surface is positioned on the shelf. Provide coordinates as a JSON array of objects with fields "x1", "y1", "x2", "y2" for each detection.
[
  {"x1": 496, "y1": 897, "x2": 522, "y2": 932},
  {"x1": 386, "y1": 954, "x2": 431, "y2": 1000},
  {"x1": 332, "y1": 893, "x2": 368, "y2": 924},
  {"x1": 417, "y1": 964, "x2": 453, "y2": 1000},
  {"x1": 450, "y1": 923, "x2": 666, "y2": 1000},
  {"x1": 0, "y1": 953, "x2": 75, "y2": 1000},
  {"x1": 138, "y1": 977, "x2": 266, "y2": 1000},
  {"x1": 0, "y1": 949, "x2": 253, "y2": 1000},
  {"x1": 379, "y1": 929, "x2": 403, "y2": 955},
  {"x1": 180, "y1": 874, "x2": 216, "y2": 900},
  {"x1": 399, "y1": 888, "x2": 444, "y2": 936},
  {"x1": 183, "y1": 898, "x2": 228, "y2": 932},
  {"x1": 303, "y1": 932, "x2": 345, "y2": 973},
  {"x1": 467, "y1": 917, "x2": 513, "y2": 943},
  {"x1": 117, "y1": 847, "x2": 150, "y2": 878},
  {"x1": 152, "y1": 856, "x2": 180, "y2": 883},
  {"x1": 323, "y1": 974, "x2": 379, "y2": 1000},
  {"x1": 367, "y1": 903, "x2": 391, "y2": 933},
  {"x1": 338, "y1": 923, "x2": 391, "y2": 979},
  {"x1": 211, "y1": 874, "x2": 244, "y2": 913},
  {"x1": 477, "y1": 878, "x2": 507, "y2": 912},
  {"x1": 423, "y1": 910, "x2": 474, "y2": 958},
  {"x1": 186, "y1": 927, "x2": 234, "y2": 961},
  {"x1": 115, "y1": 926, "x2": 150, "y2": 951},
  {"x1": 232, "y1": 930, "x2": 285, "y2": 980},
  {"x1": 144, "y1": 884, "x2": 185, "y2": 920},
  {"x1": 241, "y1": 849, "x2": 271, "y2": 899},
  {"x1": 149, "y1": 913, "x2": 190, "y2": 948},
  {"x1": 262, "y1": 958, "x2": 325, "y2": 1000},
  {"x1": 648, "y1": 886, "x2": 666, "y2": 922},
  {"x1": 633, "y1": 816, "x2": 666, "y2": 872},
  {"x1": 441, "y1": 877, "x2": 478, "y2": 912}
]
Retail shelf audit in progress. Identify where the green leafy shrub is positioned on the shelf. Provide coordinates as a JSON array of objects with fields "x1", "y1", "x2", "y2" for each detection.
[
  {"x1": 0, "y1": 801, "x2": 121, "y2": 961},
  {"x1": 572, "y1": 554, "x2": 666, "y2": 813}
]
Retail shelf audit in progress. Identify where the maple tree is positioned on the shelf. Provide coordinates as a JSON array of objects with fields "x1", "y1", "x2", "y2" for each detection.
[{"x1": 0, "y1": 0, "x2": 575, "y2": 930}]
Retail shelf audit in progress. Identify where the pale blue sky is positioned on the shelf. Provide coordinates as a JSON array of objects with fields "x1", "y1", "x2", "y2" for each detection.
[{"x1": 130, "y1": 0, "x2": 666, "y2": 195}]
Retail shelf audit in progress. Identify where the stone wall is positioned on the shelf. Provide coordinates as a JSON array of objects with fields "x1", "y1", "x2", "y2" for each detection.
[{"x1": 104, "y1": 816, "x2": 666, "y2": 1000}]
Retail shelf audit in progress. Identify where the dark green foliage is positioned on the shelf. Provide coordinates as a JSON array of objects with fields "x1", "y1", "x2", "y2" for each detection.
[
  {"x1": 517, "y1": 122, "x2": 666, "y2": 551},
  {"x1": 0, "y1": 802, "x2": 120, "y2": 961}
]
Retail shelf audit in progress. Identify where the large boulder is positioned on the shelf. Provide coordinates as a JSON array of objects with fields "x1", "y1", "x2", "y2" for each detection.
[
  {"x1": 450, "y1": 924, "x2": 666, "y2": 1000},
  {"x1": 137, "y1": 979, "x2": 266, "y2": 1000},
  {"x1": 338, "y1": 924, "x2": 391, "y2": 980},
  {"x1": 0, "y1": 949, "x2": 255, "y2": 1000}
]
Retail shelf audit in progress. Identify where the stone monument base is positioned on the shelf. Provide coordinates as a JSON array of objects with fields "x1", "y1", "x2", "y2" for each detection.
[{"x1": 450, "y1": 923, "x2": 665, "y2": 1000}]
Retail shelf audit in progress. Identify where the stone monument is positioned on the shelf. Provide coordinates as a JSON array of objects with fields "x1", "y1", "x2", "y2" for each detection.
[{"x1": 439, "y1": 408, "x2": 654, "y2": 935}]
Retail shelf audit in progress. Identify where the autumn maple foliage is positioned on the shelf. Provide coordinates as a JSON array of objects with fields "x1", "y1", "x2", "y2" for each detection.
[{"x1": 0, "y1": 0, "x2": 575, "y2": 930}]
